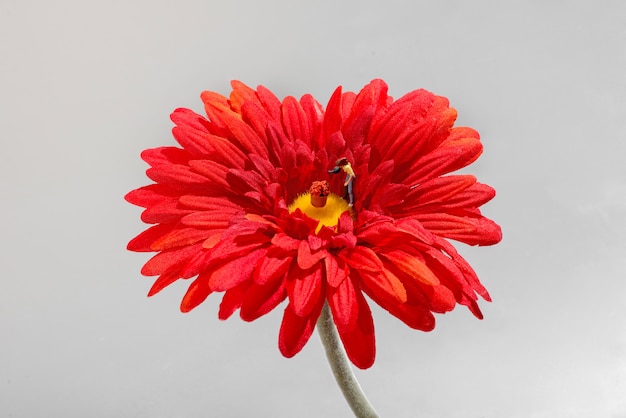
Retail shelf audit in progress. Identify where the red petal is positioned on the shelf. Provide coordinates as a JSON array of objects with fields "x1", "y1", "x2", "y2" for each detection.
[
  {"x1": 150, "y1": 227, "x2": 217, "y2": 251},
  {"x1": 206, "y1": 222, "x2": 271, "y2": 264},
  {"x1": 325, "y1": 131, "x2": 346, "y2": 161},
  {"x1": 386, "y1": 302, "x2": 436, "y2": 331},
  {"x1": 256, "y1": 84, "x2": 282, "y2": 121},
  {"x1": 127, "y1": 223, "x2": 176, "y2": 252},
  {"x1": 211, "y1": 106, "x2": 268, "y2": 159},
  {"x1": 240, "y1": 276, "x2": 287, "y2": 321},
  {"x1": 375, "y1": 183, "x2": 409, "y2": 208},
  {"x1": 424, "y1": 247, "x2": 477, "y2": 301},
  {"x1": 202, "y1": 234, "x2": 222, "y2": 250},
  {"x1": 307, "y1": 234, "x2": 325, "y2": 252},
  {"x1": 140, "y1": 198, "x2": 192, "y2": 224},
  {"x1": 395, "y1": 218, "x2": 436, "y2": 245},
  {"x1": 146, "y1": 164, "x2": 211, "y2": 188},
  {"x1": 200, "y1": 132, "x2": 248, "y2": 169},
  {"x1": 383, "y1": 97, "x2": 456, "y2": 171},
  {"x1": 441, "y1": 182, "x2": 496, "y2": 210},
  {"x1": 281, "y1": 96, "x2": 311, "y2": 146},
  {"x1": 466, "y1": 299, "x2": 484, "y2": 319},
  {"x1": 360, "y1": 159, "x2": 394, "y2": 208},
  {"x1": 286, "y1": 265, "x2": 324, "y2": 317},
  {"x1": 227, "y1": 168, "x2": 267, "y2": 193},
  {"x1": 170, "y1": 122, "x2": 213, "y2": 158},
  {"x1": 208, "y1": 248, "x2": 267, "y2": 291},
  {"x1": 125, "y1": 184, "x2": 179, "y2": 208},
  {"x1": 406, "y1": 175, "x2": 477, "y2": 207},
  {"x1": 170, "y1": 108, "x2": 212, "y2": 136},
  {"x1": 425, "y1": 285, "x2": 457, "y2": 313},
  {"x1": 339, "y1": 246, "x2": 383, "y2": 272},
  {"x1": 205, "y1": 238, "x2": 266, "y2": 267},
  {"x1": 253, "y1": 254, "x2": 293, "y2": 285},
  {"x1": 180, "y1": 210, "x2": 235, "y2": 229},
  {"x1": 141, "y1": 147, "x2": 190, "y2": 167},
  {"x1": 368, "y1": 89, "x2": 434, "y2": 156},
  {"x1": 278, "y1": 141, "x2": 297, "y2": 174},
  {"x1": 299, "y1": 94, "x2": 324, "y2": 149},
  {"x1": 322, "y1": 86, "x2": 344, "y2": 144},
  {"x1": 147, "y1": 268, "x2": 182, "y2": 297},
  {"x1": 341, "y1": 91, "x2": 356, "y2": 120},
  {"x1": 271, "y1": 233, "x2": 301, "y2": 251},
  {"x1": 263, "y1": 121, "x2": 286, "y2": 163},
  {"x1": 330, "y1": 213, "x2": 357, "y2": 248},
  {"x1": 360, "y1": 276, "x2": 436, "y2": 331},
  {"x1": 380, "y1": 249, "x2": 440, "y2": 286},
  {"x1": 297, "y1": 240, "x2": 327, "y2": 270},
  {"x1": 336, "y1": 290, "x2": 375, "y2": 369},
  {"x1": 248, "y1": 153, "x2": 278, "y2": 182},
  {"x1": 229, "y1": 80, "x2": 257, "y2": 113},
  {"x1": 218, "y1": 281, "x2": 250, "y2": 319},
  {"x1": 180, "y1": 272, "x2": 212, "y2": 312},
  {"x1": 141, "y1": 244, "x2": 202, "y2": 276},
  {"x1": 434, "y1": 237, "x2": 491, "y2": 301},
  {"x1": 241, "y1": 100, "x2": 272, "y2": 143},
  {"x1": 186, "y1": 160, "x2": 231, "y2": 189},
  {"x1": 178, "y1": 248, "x2": 213, "y2": 278},
  {"x1": 406, "y1": 135, "x2": 483, "y2": 185},
  {"x1": 324, "y1": 255, "x2": 347, "y2": 288},
  {"x1": 178, "y1": 195, "x2": 241, "y2": 211},
  {"x1": 278, "y1": 300, "x2": 324, "y2": 358},
  {"x1": 415, "y1": 212, "x2": 502, "y2": 246},
  {"x1": 342, "y1": 79, "x2": 388, "y2": 149},
  {"x1": 327, "y1": 276, "x2": 358, "y2": 329},
  {"x1": 200, "y1": 90, "x2": 231, "y2": 132},
  {"x1": 359, "y1": 268, "x2": 407, "y2": 304},
  {"x1": 356, "y1": 220, "x2": 406, "y2": 247}
]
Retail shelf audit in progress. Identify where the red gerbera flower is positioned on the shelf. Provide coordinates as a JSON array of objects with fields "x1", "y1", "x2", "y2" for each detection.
[{"x1": 125, "y1": 79, "x2": 502, "y2": 369}]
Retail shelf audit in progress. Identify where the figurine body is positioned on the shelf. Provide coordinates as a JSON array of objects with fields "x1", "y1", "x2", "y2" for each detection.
[{"x1": 328, "y1": 158, "x2": 355, "y2": 206}]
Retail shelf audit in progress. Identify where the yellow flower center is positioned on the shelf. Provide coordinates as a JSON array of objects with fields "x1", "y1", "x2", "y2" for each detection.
[{"x1": 288, "y1": 192, "x2": 351, "y2": 233}]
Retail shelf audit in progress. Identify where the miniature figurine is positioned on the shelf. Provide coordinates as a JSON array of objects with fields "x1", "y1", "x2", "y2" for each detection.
[{"x1": 328, "y1": 157, "x2": 355, "y2": 206}]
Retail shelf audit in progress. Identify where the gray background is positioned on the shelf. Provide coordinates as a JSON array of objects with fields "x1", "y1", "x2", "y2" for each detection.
[{"x1": 1, "y1": 1, "x2": 625, "y2": 417}]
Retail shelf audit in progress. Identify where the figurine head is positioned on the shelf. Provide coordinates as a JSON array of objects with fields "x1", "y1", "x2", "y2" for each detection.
[{"x1": 335, "y1": 157, "x2": 349, "y2": 167}]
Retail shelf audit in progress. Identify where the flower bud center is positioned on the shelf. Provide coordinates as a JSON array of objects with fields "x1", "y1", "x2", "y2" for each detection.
[{"x1": 288, "y1": 181, "x2": 351, "y2": 233}]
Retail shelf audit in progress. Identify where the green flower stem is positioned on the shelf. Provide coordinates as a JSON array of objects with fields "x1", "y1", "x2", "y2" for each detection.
[{"x1": 317, "y1": 303, "x2": 379, "y2": 418}]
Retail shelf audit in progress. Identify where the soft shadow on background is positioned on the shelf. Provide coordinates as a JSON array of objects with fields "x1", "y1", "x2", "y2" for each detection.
[{"x1": 1, "y1": 1, "x2": 625, "y2": 417}]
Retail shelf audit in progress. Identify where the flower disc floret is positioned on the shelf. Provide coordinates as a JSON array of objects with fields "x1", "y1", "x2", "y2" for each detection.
[{"x1": 289, "y1": 192, "x2": 351, "y2": 233}]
